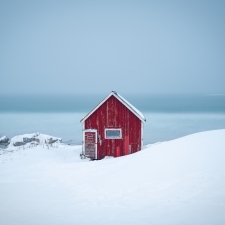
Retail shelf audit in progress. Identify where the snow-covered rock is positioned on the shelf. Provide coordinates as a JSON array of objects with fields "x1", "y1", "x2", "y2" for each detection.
[
  {"x1": 0, "y1": 136, "x2": 9, "y2": 144},
  {"x1": 9, "y1": 132, "x2": 62, "y2": 148}
]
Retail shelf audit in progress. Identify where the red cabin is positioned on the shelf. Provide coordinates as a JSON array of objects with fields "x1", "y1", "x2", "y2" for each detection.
[{"x1": 80, "y1": 91, "x2": 146, "y2": 160}]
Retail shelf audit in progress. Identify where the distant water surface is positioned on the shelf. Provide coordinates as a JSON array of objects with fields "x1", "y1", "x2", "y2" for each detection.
[
  {"x1": 1, "y1": 94, "x2": 225, "y2": 113},
  {"x1": 0, "y1": 94, "x2": 225, "y2": 145}
]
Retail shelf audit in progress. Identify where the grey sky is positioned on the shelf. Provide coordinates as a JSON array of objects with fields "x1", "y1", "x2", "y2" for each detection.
[{"x1": 0, "y1": 0, "x2": 225, "y2": 95}]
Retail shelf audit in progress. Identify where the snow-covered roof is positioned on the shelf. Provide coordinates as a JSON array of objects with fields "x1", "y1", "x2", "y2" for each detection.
[{"x1": 80, "y1": 91, "x2": 146, "y2": 123}]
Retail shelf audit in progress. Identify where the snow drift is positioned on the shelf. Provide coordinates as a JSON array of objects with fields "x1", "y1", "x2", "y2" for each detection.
[{"x1": 0, "y1": 129, "x2": 225, "y2": 225}]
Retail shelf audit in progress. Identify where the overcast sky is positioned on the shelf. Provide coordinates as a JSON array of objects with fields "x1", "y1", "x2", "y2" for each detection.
[{"x1": 0, "y1": 0, "x2": 225, "y2": 95}]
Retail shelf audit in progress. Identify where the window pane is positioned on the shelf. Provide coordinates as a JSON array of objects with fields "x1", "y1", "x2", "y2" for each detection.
[{"x1": 106, "y1": 130, "x2": 120, "y2": 138}]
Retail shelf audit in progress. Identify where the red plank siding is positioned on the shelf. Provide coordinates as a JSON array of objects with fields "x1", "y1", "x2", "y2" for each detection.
[{"x1": 84, "y1": 95, "x2": 142, "y2": 159}]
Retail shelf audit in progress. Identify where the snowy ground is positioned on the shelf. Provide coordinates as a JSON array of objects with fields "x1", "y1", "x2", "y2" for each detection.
[{"x1": 0, "y1": 130, "x2": 225, "y2": 225}]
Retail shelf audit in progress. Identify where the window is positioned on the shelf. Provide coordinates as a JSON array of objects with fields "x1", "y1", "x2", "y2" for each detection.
[{"x1": 105, "y1": 128, "x2": 122, "y2": 139}]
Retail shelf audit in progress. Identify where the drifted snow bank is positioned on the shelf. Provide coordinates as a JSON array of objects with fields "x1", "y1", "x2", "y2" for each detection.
[{"x1": 0, "y1": 129, "x2": 225, "y2": 225}]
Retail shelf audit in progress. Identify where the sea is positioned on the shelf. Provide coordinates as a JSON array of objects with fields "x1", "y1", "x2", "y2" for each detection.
[{"x1": 0, "y1": 94, "x2": 225, "y2": 145}]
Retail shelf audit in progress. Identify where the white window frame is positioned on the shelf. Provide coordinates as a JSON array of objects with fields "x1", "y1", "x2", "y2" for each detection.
[{"x1": 105, "y1": 128, "x2": 122, "y2": 139}]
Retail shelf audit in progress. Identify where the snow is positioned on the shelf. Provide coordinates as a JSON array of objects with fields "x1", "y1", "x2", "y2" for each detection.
[
  {"x1": 116, "y1": 92, "x2": 146, "y2": 121},
  {"x1": 80, "y1": 91, "x2": 146, "y2": 123},
  {"x1": 0, "y1": 136, "x2": 7, "y2": 142},
  {"x1": 0, "y1": 130, "x2": 225, "y2": 225},
  {"x1": 8, "y1": 132, "x2": 61, "y2": 148},
  {"x1": 0, "y1": 136, "x2": 9, "y2": 144}
]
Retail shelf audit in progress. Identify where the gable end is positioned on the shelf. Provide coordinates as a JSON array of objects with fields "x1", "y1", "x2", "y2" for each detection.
[{"x1": 80, "y1": 91, "x2": 146, "y2": 123}]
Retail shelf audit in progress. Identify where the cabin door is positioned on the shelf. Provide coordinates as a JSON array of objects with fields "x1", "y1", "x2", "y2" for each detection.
[{"x1": 83, "y1": 129, "x2": 98, "y2": 159}]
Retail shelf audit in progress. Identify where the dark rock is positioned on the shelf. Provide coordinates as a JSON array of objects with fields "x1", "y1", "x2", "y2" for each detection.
[
  {"x1": 23, "y1": 137, "x2": 32, "y2": 143},
  {"x1": 47, "y1": 137, "x2": 61, "y2": 144},
  {"x1": 32, "y1": 138, "x2": 40, "y2": 143},
  {"x1": 23, "y1": 137, "x2": 40, "y2": 143},
  {"x1": 0, "y1": 136, "x2": 10, "y2": 144},
  {"x1": 13, "y1": 142, "x2": 26, "y2": 146}
]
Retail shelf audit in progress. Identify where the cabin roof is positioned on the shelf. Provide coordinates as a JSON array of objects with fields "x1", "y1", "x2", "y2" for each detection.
[{"x1": 80, "y1": 91, "x2": 146, "y2": 123}]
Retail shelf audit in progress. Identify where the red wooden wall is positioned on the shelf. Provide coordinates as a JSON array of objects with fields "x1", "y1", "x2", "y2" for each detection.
[{"x1": 84, "y1": 95, "x2": 142, "y2": 159}]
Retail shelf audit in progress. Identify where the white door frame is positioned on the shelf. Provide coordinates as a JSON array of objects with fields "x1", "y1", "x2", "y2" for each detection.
[{"x1": 83, "y1": 129, "x2": 98, "y2": 159}]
